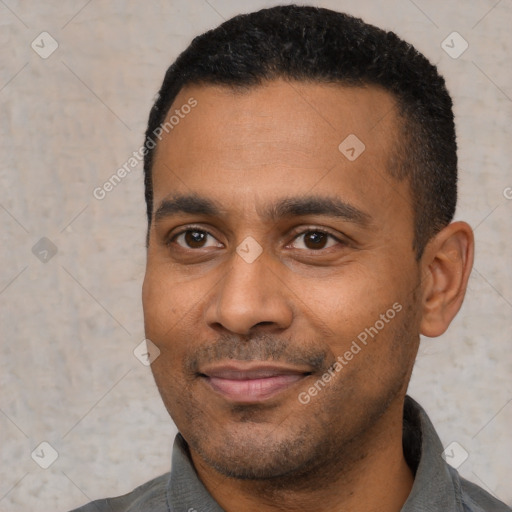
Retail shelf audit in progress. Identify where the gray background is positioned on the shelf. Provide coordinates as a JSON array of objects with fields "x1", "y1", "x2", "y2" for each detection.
[{"x1": 1, "y1": 1, "x2": 511, "y2": 510}]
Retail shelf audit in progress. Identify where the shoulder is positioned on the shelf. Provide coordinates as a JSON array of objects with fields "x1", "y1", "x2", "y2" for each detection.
[
  {"x1": 68, "y1": 472, "x2": 171, "y2": 512},
  {"x1": 458, "y1": 474, "x2": 511, "y2": 512}
]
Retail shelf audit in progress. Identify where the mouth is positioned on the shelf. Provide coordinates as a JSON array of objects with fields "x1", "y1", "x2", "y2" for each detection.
[{"x1": 199, "y1": 362, "x2": 312, "y2": 403}]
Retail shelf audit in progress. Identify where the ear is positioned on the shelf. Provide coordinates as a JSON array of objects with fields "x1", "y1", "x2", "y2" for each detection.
[{"x1": 419, "y1": 221, "x2": 474, "y2": 337}]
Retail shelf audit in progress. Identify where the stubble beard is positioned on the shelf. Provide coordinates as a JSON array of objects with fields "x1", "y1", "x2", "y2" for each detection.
[{"x1": 161, "y1": 312, "x2": 419, "y2": 493}]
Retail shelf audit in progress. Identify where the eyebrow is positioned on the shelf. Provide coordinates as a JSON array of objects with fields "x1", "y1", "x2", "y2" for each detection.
[
  {"x1": 153, "y1": 193, "x2": 370, "y2": 226},
  {"x1": 154, "y1": 194, "x2": 221, "y2": 223}
]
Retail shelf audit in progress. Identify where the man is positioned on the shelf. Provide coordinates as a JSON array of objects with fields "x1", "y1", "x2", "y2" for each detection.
[{"x1": 72, "y1": 4, "x2": 510, "y2": 512}]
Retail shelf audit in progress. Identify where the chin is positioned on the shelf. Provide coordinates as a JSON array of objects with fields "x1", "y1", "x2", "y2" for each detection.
[{"x1": 188, "y1": 422, "x2": 315, "y2": 480}]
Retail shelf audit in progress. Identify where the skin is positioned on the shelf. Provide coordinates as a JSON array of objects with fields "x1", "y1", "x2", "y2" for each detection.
[{"x1": 142, "y1": 80, "x2": 474, "y2": 512}]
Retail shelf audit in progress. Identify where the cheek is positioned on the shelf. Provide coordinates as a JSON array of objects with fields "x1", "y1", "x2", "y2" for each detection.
[
  {"x1": 142, "y1": 264, "x2": 209, "y2": 366},
  {"x1": 143, "y1": 271, "x2": 190, "y2": 410},
  {"x1": 304, "y1": 262, "x2": 413, "y2": 352},
  {"x1": 142, "y1": 267, "x2": 184, "y2": 347},
  {"x1": 143, "y1": 270, "x2": 170, "y2": 335},
  {"x1": 306, "y1": 262, "x2": 399, "y2": 316}
]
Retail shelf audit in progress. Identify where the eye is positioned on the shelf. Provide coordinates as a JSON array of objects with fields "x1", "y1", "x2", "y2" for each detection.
[
  {"x1": 171, "y1": 228, "x2": 223, "y2": 249},
  {"x1": 290, "y1": 230, "x2": 341, "y2": 251}
]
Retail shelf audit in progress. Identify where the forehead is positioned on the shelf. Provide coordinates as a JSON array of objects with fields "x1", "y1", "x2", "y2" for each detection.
[{"x1": 151, "y1": 80, "x2": 410, "y2": 224}]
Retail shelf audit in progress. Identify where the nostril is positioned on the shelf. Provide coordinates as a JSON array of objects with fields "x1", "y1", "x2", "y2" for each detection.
[{"x1": 253, "y1": 321, "x2": 274, "y2": 328}]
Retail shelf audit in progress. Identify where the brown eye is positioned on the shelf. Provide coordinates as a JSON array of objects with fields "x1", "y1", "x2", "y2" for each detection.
[
  {"x1": 304, "y1": 231, "x2": 328, "y2": 249},
  {"x1": 173, "y1": 229, "x2": 222, "y2": 249},
  {"x1": 291, "y1": 230, "x2": 339, "y2": 251},
  {"x1": 184, "y1": 230, "x2": 207, "y2": 248}
]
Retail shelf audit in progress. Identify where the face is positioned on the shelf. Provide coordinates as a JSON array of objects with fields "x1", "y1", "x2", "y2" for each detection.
[{"x1": 142, "y1": 80, "x2": 423, "y2": 481}]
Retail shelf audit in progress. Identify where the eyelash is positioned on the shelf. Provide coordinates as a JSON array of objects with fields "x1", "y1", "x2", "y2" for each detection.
[{"x1": 167, "y1": 225, "x2": 344, "y2": 251}]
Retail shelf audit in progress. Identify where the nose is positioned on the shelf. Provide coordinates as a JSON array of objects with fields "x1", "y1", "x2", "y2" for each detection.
[{"x1": 204, "y1": 249, "x2": 293, "y2": 336}]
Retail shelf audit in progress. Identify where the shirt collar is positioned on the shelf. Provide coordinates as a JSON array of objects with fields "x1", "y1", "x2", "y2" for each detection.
[
  {"x1": 167, "y1": 435, "x2": 224, "y2": 512},
  {"x1": 401, "y1": 395, "x2": 463, "y2": 511}
]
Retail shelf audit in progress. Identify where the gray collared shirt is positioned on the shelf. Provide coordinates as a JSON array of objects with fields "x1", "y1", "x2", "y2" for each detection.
[{"x1": 69, "y1": 396, "x2": 511, "y2": 511}]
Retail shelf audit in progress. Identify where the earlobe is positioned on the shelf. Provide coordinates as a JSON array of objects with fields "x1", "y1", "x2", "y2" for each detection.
[{"x1": 419, "y1": 222, "x2": 474, "y2": 338}]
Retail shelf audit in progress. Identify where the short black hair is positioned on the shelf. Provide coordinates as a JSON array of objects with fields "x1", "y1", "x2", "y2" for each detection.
[{"x1": 143, "y1": 4, "x2": 457, "y2": 257}]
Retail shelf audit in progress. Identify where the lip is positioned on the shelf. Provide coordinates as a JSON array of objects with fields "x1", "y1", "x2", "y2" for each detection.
[{"x1": 199, "y1": 362, "x2": 311, "y2": 403}]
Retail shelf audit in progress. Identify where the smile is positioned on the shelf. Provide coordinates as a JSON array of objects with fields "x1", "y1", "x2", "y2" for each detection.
[{"x1": 199, "y1": 362, "x2": 311, "y2": 403}]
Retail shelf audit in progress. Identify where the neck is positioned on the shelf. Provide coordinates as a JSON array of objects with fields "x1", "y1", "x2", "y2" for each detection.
[{"x1": 190, "y1": 398, "x2": 414, "y2": 512}]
